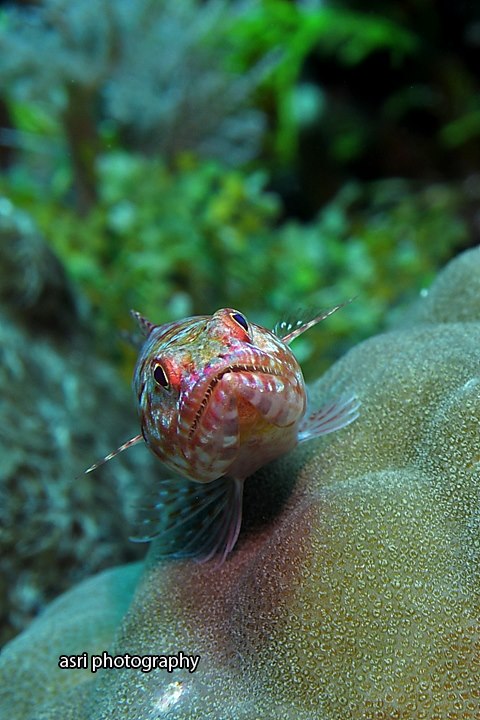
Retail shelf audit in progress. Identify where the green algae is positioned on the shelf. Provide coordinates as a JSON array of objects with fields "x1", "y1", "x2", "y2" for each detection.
[{"x1": 1, "y1": 248, "x2": 480, "y2": 719}]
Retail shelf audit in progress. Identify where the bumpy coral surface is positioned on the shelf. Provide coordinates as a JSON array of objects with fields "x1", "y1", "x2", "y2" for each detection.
[{"x1": 2, "y1": 249, "x2": 480, "y2": 719}]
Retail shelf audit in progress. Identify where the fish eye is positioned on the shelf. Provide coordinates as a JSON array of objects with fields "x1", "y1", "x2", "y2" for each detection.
[
  {"x1": 230, "y1": 311, "x2": 249, "y2": 333},
  {"x1": 152, "y1": 361, "x2": 170, "y2": 389}
]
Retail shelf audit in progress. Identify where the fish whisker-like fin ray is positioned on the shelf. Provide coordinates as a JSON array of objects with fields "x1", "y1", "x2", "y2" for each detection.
[{"x1": 82, "y1": 434, "x2": 144, "y2": 476}]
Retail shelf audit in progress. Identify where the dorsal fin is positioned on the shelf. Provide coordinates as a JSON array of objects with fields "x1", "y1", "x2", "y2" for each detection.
[
  {"x1": 130, "y1": 309, "x2": 156, "y2": 336},
  {"x1": 273, "y1": 299, "x2": 354, "y2": 345}
]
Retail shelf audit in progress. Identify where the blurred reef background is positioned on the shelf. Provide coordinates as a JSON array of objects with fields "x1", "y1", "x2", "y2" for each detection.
[{"x1": 1, "y1": 0, "x2": 480, "y2": 644}]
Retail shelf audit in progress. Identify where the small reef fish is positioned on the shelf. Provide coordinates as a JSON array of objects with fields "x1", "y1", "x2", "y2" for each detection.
[{"x1": 85, "y1": 304, "x2": 359, "y2": 564}]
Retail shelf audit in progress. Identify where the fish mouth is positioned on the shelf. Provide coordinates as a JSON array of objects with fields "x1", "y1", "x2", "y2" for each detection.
[{"x1": 186, "y1": 360, "x2": 283, "y2": 440}]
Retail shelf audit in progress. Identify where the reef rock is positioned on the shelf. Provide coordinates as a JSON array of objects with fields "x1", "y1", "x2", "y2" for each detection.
[
  {"x1": 0, "y1": 201, "x2": 157, "y2": 645},
  {"x1": 2, "y1": 248, "x2": 480, "y2": 719}
]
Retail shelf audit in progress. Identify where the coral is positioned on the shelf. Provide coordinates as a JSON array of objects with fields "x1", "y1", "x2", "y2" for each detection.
[
  {"x1": 2, "y1": 248, "x2": 480, "y2": 718},
  {"x1": 0, "y1": 197, "x2": 79, "y2": 334},
  {"x1": 0, "y1": 201, "x2": 158, "y2": 644}
]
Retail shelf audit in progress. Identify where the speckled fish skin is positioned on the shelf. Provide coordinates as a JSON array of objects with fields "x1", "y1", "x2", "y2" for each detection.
[
  {"x1": 84, "y1": 305, "x2": 358, "y2": 562},
  {"x1": 134, "y1": 309, "x2": 306, "y2": 484},
  {"x1": 127, "y1": 306, "x2": 358, "y2": 563}
]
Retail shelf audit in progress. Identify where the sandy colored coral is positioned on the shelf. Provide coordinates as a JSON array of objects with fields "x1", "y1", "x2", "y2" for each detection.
[{"x1": 2, "y1": 248, "x2": 480, "y2": 718}]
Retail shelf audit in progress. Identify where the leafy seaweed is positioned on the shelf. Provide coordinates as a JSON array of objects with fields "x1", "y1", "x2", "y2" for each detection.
[{"x1": 228, "y1": 0, "x2": 418, "y2": 162}]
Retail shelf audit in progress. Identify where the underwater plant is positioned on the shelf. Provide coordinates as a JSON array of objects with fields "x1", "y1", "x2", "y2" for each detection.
[
  {"x1": 228, "y1": 0, "x2": 418, "y2": 162},
  {"x1": 1, "y1": 154, "x2": 469, "y2": 379}
]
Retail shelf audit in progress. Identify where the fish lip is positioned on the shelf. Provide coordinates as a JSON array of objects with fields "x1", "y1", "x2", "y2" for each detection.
[{"x1": 180, "y1": 352, "x2": 283, "y2": 441}]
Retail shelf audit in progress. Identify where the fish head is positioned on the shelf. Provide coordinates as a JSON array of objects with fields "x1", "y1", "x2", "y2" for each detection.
[{"x1": 133, "y1": 308, "x2": 307, "y2": 482}]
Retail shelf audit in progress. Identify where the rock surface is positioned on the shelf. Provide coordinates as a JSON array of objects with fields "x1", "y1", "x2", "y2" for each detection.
[
  {"x1": 1, "y1": 248, "x2": 480, "y2": 718},
  {"x1": 0, "y1": 201, "x2": 157, "y2": 644}
]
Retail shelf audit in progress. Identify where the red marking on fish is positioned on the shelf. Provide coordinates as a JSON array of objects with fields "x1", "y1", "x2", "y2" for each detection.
[{"x1": 85, "y1": 305, "x2": 359, "y2": 564}]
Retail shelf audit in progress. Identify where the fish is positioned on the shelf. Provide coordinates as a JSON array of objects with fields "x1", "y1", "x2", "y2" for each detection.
[{"x1": 85, "y1": 303, "x2": 359, "y2": 564}]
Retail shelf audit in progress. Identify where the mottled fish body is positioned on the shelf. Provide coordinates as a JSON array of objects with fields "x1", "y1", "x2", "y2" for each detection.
[{"x1": 86, "y1": 305, "x2": 359, "y2": 564}]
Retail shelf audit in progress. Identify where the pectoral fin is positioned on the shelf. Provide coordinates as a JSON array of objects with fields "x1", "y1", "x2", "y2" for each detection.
[
  {"x1": 131, "y1": 475, "x2": 244, "y2": 565},
  {"x1": 298, "y1": 394, "x2": 360, "y2": 442}
]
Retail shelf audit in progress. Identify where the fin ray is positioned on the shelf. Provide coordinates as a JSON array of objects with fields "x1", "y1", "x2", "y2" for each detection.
[
  {"x1": 273, "y1": 299, "x2": 354, "y2": 345},
  {"x1": 133, "y1": 477, "x2": 228, "y2": 540},
  {"x1": 131, "y1": 475, "x2": 244, "y2": 564},
  {"x1": 130, "y1": 309, "x2": 156, "y2": 336},
  {"x1": 298, "y1": 394, "x2": 360, "y2": 442},
  {"x1": 82, "y1": 434, "x2": 143, "y2": 476}
]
